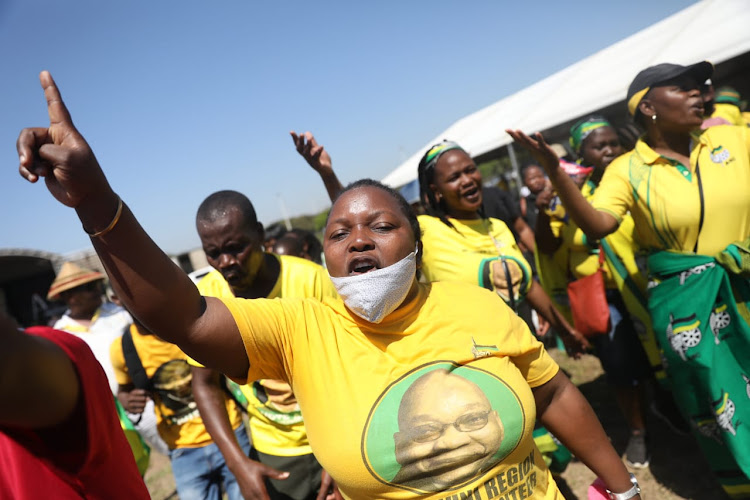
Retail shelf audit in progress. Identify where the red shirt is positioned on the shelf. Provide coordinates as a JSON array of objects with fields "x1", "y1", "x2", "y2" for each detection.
[{"x1": 0, "y1": 327, "x2": 150, "y2": 500}]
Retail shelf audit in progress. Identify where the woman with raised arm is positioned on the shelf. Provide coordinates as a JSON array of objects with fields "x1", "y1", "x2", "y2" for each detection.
[
  {"x1": 534, "y1": 117, "x2": 654, "y2": 469},
  {"x1": 509, "y1": 61, "x2": 750, "y2": 497},
  {"x1": 18, "y1": 71, "x2": 641, "y2": 500}
]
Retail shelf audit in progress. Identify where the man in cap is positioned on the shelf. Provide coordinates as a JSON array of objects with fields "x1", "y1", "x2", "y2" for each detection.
[{"x1": 48, "y1": 261, "x2": 132, "y2": 392}]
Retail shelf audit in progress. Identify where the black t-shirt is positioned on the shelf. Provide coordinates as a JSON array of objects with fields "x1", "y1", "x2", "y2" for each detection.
[
  {"x1": 482, "y1": 186, "x2": 520, "y2": 240},
  {"x1": 523, "y1": 193, "x2": 540, "y2": 233}
]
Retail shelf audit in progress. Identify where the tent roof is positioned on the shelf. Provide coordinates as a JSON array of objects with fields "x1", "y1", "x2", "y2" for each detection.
[{"x1": 382, "y1": 0, "x2": 750, "y2": 188}]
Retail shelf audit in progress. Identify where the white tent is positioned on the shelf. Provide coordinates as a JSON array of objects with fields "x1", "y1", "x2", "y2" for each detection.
[{"x1": 382, "y1": 0, "x2": 750, "y2": 188}]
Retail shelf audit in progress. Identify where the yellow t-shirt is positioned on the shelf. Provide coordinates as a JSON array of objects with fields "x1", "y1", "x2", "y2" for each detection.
[
  {"x1": 197, "y1": 254, "x2": 337, "y2": 456},
  {"x1": 593, "y1": 126, "x2": 750, "y2": 256},
  {"x1": 222, "y1": 281, "x2": 561, "y2": 500},
  {"x1": 418, "y1": 215, "x2": 532, "y2": 295},
  {"x1": 110, "y1": 324, "x2": 243, "y2": 450}
]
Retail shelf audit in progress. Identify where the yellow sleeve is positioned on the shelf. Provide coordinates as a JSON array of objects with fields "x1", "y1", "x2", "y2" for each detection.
[
  {"x1": 591, "y1": 154, "x2": 633, "y2": 223},
  {"x1": 186, "y1": 355, "x2": 204, "y2": 368},
  {"x1": 109, "y1": 337, "x2": 132, "y2": 386},
  {"x1": 548, "y1": 218, "x2": 564, "y2": 238},
  {"x1": 506, "y1": 310, "x2": 560, "y2": 388},
  {"x1": 218, "y1": 296, "x2": 301, "y2": 385}
]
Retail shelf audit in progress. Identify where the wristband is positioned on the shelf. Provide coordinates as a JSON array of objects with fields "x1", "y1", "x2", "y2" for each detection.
[{"x1": 606, "y1": 474, "x2": 640, "y2": 500}]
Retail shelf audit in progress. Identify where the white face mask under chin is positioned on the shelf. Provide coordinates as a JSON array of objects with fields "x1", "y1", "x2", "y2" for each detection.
[{"x1": 330, "y1": 249, "x2": 417, "y2": 324}]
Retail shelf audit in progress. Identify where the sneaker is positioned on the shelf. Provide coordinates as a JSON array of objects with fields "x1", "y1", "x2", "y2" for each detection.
[
  {"x1": 650, "y1": 398, "x2": 691, "y2": 436},
  {"x1": 625, "y1": 431, "x2": 650, "y2": 469}
]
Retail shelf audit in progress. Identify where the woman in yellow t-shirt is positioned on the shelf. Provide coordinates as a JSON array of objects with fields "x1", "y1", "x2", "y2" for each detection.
[
  {"x1": 415, "y1": 140, "x2": 589, "y2": 356},
  {"x1": 534, "y1": 117, "x2": 652, "y2": 469},
  {"x1": 17, "y1": 71, "x2": 642, "y2": 500},
  {"x1": 509, "y1": 61, "x2": 750, "y2": 497}
]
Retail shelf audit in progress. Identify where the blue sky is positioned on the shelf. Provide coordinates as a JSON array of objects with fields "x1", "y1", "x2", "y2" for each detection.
[{"x1": 0, "y1": 0, "x2": 698, "y2": 255}]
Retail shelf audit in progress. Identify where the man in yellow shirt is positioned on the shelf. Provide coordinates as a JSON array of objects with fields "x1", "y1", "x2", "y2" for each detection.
[
  {"x1": 191, "y1": 190, "x2": 337, "y2": 500},
  {"x1": 111, "y1": 318, "x2": 248, "y2": 499}
]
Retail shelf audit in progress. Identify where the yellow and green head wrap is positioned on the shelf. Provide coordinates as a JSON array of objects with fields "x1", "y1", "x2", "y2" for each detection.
[
  {"x1": 419, "y1": 140, "x2": 466, "y2": 173},
  {"x1": 569, "y1": 116, "x2": 612, "y2": 153},
  {"x1": 715, "y1": 86, "x2": 741, "y2": 107}
]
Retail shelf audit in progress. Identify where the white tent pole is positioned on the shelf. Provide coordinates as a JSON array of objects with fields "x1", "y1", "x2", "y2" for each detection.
[{"x1": 506, "y1": 143, "x2": 522, "y2": 197}]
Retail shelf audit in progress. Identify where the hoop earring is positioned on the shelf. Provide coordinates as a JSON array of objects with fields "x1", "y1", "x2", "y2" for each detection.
[{"x1": 652, "y1": 114, "x2": 657, "y2": 123}]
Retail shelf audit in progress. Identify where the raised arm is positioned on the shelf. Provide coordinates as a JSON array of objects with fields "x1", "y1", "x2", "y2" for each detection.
[
  {"x1": 290, "y1": 131, "x2": 343, "y2": 202},
  {"x1": 506, "y1": 130, "x2": 618, "y2": 240},
  {"x1": 17, "y1": 71, "x2": 247, "y2": 380}
]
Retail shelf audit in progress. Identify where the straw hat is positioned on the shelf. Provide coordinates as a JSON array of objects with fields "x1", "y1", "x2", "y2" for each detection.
[{"x1": 47, "y1": 262, "x2": 105, "y2": 301}]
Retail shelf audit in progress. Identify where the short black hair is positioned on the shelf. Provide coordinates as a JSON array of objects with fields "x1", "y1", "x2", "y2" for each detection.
[
  {"x1": 329, "y1": 179, "x2": 421, "y2": 245},
  {"x1": 287, "y1": 228, "x2": 324, "y2": 264},
  {"x1": 521, "y1": 162, "x2": 543, "y2": 177},
  {"x1": 196, "y1": 190, "x2": 258, "y2": 230},
  {"x1": 272, "y1": 233, "x2": 306, "y2": 257}
]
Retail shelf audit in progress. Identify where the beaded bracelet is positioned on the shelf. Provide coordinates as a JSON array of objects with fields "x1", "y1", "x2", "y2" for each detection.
[{"x1": 85, "y1": 196, "x2": 123, "y2": 238}]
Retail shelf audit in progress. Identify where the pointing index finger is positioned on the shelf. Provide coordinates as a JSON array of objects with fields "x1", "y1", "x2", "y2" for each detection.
[{"x1": 40, "y1": 70, "x2": 74, "y2": 127}]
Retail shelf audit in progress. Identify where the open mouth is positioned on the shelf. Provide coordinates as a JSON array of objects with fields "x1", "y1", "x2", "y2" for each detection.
[
  {"x1": 348, "y1": 257, "x2": 379, "y2": 276},
  {"x1": 221, "y1": 269, "x2": 243, "y2": 285},
  {"x1": 462, "y1": 186, "x2": 481, "y2": 203}
]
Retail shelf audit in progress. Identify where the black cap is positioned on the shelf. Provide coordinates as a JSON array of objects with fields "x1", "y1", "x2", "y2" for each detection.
[{"x1": 626, "y1": 61, "x2": 713, "y2": 116}]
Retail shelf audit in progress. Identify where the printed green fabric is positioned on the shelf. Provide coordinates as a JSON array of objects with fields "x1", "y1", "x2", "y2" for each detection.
[{"x1": 648, "y1": 250, "x2": 750, "y2": 497}]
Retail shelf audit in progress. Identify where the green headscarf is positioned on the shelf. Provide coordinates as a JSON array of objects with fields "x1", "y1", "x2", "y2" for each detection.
[
  {"x1": 569, "y1": 116, "x2": 612, "y2": 153},
  {"x1": 419, "y1": 140, "x2": 466, "y2": 173}
]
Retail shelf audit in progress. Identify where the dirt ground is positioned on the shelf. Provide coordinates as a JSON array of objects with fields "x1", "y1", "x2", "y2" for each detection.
[{"x1": 144, "y1": 350, "x2": 730, "y2": 499}]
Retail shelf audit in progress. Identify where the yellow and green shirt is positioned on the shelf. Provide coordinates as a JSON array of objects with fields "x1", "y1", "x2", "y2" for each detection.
[
  {"x1": 418, "y1": 215, "x2": 532, "y2": 294},
  {"x1": 222, "y1": 281, "x2": 561, "y2": 499},
  {"x1": 195, "y1": 254, "x2": 336, "y2": 456},
  {"x1": 593, "y1": 126, "x2": 750, "y2": 256},
  {"x1": 110, "y1": 325, "x2": 243, "y2": 450}
]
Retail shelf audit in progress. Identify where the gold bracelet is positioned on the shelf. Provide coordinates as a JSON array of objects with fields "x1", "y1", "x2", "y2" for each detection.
[{"x1": 85, "y1": 196, "x2": 123, "y2": 238}]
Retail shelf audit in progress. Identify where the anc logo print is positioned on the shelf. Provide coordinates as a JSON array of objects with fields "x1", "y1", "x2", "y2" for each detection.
[
  {"x1": 361, "y1": 362, "x2": 525, "y2": 494},
  {"x1": 666, "y1": 313, "x2": 702, "y2": 361}
]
